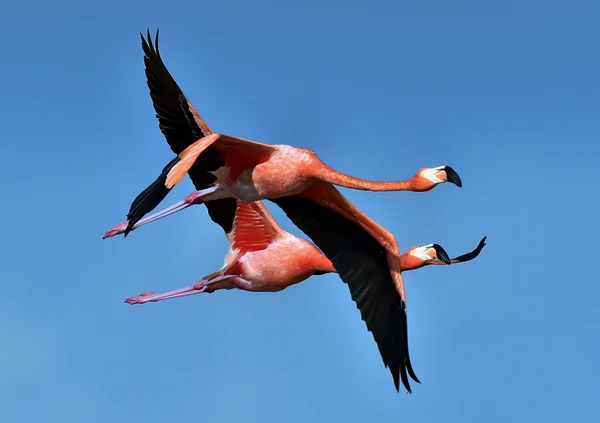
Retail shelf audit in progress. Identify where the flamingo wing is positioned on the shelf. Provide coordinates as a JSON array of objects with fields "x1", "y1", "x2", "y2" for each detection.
[
  {"x1": 452, "y1": 236, "x2": 487, "y2": 263},
  {"x1": 231, "y1": 200, "x2": 282, "y2": 252},
  {"x1": 270, "y1": 194, "x2": 419, "y2": 393},
  {"x1": 126, "y1": 30, "x2": 237, "y2": 234},
  {"x1": 164, "y1": 134, "x2": 277, "y2": 190},
  {"x1": 140, "y1": 29, "x2": 214, "y2": 156},
  {"x1": 125, "y1": 31, "x2": 278, "y2": 236},
  {"x1": 140, "y1": 30, "x2": 276, "y2": 179}
]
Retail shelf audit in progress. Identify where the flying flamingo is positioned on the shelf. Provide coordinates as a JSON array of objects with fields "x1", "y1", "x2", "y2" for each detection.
[
  {"x1": 122, "y1": 199, "x2": 484, "y2": 305},
  {"x1": 105, "y1": 30, "x2": 461, "y2": 239},
  {"x1": 105, "y1": 30, "x2": 475, "y2": 393}
]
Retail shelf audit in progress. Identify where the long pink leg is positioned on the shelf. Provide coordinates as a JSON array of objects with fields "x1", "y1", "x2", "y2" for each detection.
[
  {"x1": 125, "y1": 274, "x2": 238, "y2": 305},
  {"x1": 104, "y1": 185, "x2": 226, "y2": 239}
]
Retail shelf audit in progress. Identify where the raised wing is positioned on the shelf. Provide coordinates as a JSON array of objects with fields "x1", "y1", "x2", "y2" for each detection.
[
  {"x1": 141, "y1": 29, "x2": 213, "y2": 155},
  {"x1": 231, "y1": 200, "x2": 282, "y2": 252},
  {"x1": 126, "y1": 31, "x2": 279, "y2": 236},
  {"x1": 270, "y1": 187, "x2": 420, "y2": 393},
  {"x1": 127, "y1": 30, "x2": 235, "y2": 234}
]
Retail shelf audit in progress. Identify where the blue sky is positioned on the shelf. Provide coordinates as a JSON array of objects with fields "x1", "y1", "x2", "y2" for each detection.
[{"x1": 1, "y1": 0, "x2": 599, "y2": 421}]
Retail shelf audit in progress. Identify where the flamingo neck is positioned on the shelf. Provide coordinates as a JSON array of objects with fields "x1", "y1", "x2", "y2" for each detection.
[{"x1": 318, "y1": 165, "x2": 416, "y2": 191}]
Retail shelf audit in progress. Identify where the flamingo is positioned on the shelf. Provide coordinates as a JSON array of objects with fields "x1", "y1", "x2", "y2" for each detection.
[
  {"x1": 105, "y1": 30, "x2": 478, "y2": 393},
  {"x1": 105, "y1": 30, "x2": 461, "y2": 239},
  {"x1": 122, "y1": 199, "x2": 484, "y2": 305}
]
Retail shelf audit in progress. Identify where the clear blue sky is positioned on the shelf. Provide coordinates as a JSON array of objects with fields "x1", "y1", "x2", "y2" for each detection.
[{"x1": 1, "y1": 1, "x2": 599, "y2": 421}]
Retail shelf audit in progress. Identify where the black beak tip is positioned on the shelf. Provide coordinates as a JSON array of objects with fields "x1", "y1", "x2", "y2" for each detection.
[
  {"x1": 444, "y1": 166, "x2": 462, "y2": 188},
  {"x1": 432, "y1": 244, "x2": 451, "y2": 264}
]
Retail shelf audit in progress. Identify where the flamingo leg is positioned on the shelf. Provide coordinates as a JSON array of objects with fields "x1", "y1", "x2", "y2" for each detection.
[
  {"x1": 103, "y1": 185, "x2": 226, "y2": 238},
  {"x1": 125, "y1": 274, "x2": 239, "y2": 305}
]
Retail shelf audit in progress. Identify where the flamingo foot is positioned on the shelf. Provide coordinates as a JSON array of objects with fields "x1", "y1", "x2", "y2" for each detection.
[
  {"x1": 125, "y1": 292, "x2": 159, "y2": 304},
  {"x1": 124, "y1": 275, "x2": 236, "y2": 305},
  {"x1": 124, "y1": 283, "x2": 208, "y2": 305},
  {"x1": 103, "y1": 222, "x2": 128, "y2": 239}
]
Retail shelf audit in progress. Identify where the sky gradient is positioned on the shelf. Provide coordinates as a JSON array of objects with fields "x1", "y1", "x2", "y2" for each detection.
[{"x1": 1, "y1": 1, "x2": 599, "y2": 422}]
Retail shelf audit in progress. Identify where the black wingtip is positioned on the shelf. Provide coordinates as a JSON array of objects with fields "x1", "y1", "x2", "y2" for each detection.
[
  {"x1": 141, "y1": 28, "x2": 160, "y2": 54},
  {"x1": 451, "y1": 236, "x2": 488, "y2": 263},
  {"x1": 399, "y1": 365, "x2": 411, "y2": 393},
  {"x1": 444, "y1": 165, "x2": 462, "y2": 188},
  {"x1": 432, "y1": 243, "x2": 451, "y2": 264},
  {"x1": 123, "y1": 156, "x2": 180, "y2": 238},
  {"x1": 405, "y1": 356, "x2": 421, "y2": 384},
  {"x1": 393, "y1": 356, "x2": 419, "y2": 393},
  {"x1": 154, "y1": 28, "x2": 160, "y2": 56},
  {"x1": 474, "y1": 236, "x2": 487, "y2": 256}
]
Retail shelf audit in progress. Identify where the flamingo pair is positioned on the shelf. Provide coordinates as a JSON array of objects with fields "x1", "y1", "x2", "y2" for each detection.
[{"x1": 104, "y1": 30, "x2": 486, "y2": 393}]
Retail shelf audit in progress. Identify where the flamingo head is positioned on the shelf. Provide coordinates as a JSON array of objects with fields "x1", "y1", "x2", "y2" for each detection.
[
  {"x1": 413, "y1": 165, "x2": 462, "y2": 191},
  {"x1": 401, "y1": 243, "x2": 451, "y2": 271}
]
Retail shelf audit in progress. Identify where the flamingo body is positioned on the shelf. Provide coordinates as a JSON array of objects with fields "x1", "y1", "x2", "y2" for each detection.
[
  {"x1": 225, "y1": 200, "x2": 335, "y2": 291},
  {"x1": 126, "y1": 199, "x2": 336, "y2": 304},
  {"x1": 233, "y1": 235, "x2": 333, "y2": 292}
]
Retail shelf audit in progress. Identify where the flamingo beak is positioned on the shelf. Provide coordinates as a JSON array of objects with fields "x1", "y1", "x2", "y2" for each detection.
[
  {"x1": 431, "y1": 244, "x2": 451, "y2": 264},
  {"x1": 442, "y1": 166, "x2": 462, "y2": 188}
]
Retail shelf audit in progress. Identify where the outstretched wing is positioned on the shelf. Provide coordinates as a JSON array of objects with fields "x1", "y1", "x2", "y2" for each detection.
[
  {"x1": 141, "y1": 28, "x2": 213, "y2": 156},
  {"x1": 133, "y1": 30, "x2": 236, "y2": 233},
  {"x1": 126, "y1": 31, "x2": 279, "y2": 236},
  {"x1": 270, "y1": 193, "x2": 420, "y2": 393}
]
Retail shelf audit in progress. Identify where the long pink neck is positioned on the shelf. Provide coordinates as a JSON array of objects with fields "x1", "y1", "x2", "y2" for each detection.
[{"x1": 317, "y1": 163, "x2": 416, "y2": 191}]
